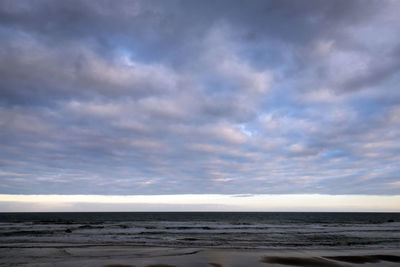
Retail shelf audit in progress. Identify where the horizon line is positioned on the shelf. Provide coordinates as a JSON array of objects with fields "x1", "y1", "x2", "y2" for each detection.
[{"x1": 1, "y1": 194, "x2": 399, "y2": 212}]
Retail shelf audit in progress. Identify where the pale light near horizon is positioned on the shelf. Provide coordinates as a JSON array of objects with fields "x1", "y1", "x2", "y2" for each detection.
[{"x1": 1, "y1": 194, "x2": 399, "y2": 212}]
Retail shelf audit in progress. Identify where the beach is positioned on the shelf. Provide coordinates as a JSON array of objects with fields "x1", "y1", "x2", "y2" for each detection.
[
  {"x1": 1, "y1": 212, "x2": 399, "y2": 266},
  {"x1": 1, "y1": 244, "x2": 400, "y2": 266}
]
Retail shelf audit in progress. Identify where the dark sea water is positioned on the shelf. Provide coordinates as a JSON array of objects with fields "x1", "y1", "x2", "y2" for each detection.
[{"x1": 0, "y1": 212, "x2": 399, "y2": 249}]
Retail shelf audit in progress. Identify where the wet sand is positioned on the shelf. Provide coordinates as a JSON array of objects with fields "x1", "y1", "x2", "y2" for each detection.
[{"x1": 0, "y1": 244, "x2": 400, "y2": 266}]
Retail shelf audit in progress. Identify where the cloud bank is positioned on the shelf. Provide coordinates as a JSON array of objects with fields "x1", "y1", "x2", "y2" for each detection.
[{"x1": 1, "y1": 0, "x2": 400, "y2": 195}]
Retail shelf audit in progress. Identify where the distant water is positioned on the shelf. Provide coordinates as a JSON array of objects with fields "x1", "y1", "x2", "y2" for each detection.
[{"x1": 1, "y1": 212, "x2": 399, "y2": 249}]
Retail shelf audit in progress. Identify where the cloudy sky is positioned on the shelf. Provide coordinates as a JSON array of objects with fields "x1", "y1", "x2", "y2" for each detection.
[{"x1": 1, "y1": 0, "x2": 400, "y2": 210}]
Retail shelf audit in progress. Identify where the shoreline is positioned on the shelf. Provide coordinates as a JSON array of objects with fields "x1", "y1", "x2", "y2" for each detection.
[{"x1": 1, "y1": 245, "x2": 400, "y2": 266}]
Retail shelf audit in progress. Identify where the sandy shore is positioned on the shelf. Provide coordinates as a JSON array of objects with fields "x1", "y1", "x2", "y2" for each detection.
[{"x1": 1, "y1": 244, "x2": 400, "y2": 266}]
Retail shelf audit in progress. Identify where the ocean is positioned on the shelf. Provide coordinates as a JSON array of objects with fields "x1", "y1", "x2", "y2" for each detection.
[{"x1": 1, "y1": 212, "x2": 399, "y2": 249}]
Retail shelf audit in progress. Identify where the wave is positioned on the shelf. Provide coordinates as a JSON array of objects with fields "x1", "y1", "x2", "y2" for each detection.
[{"x1": 1, "y1": 213, "x2": 399, "y2": 249}]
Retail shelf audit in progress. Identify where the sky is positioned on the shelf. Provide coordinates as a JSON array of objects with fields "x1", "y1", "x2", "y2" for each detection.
[{"x1": 0, "y1": 0, "x2": 400, "y2": 211}]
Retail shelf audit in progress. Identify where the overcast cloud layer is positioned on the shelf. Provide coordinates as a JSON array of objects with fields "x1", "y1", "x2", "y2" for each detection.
[{"x1": 1, "y1": 0, "x2": 400, "y2": 195}]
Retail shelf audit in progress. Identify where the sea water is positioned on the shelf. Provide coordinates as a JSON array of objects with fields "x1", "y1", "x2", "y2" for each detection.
[{"x1": 0, "y1": 212, "x2": 399, "y2": 249}]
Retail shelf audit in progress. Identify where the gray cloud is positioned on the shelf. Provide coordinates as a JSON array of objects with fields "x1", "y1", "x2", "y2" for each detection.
[{"x1": 0, "y1": 0, "x2": 399, "y2": 195}]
